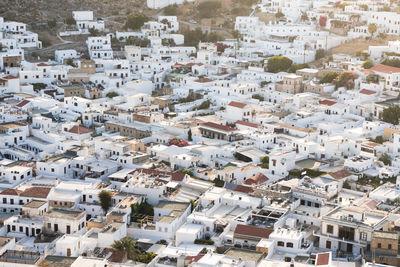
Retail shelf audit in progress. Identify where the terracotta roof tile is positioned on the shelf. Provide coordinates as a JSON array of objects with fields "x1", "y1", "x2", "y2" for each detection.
[
  {"x1": 201, "y1": 122, "x2": 235, "y2": 132},
  {"x1": 68, "y1": 125, "x2": 93, "y2": 134},
  {"x1": 360, "y1": 89, "x2": 376, "y2": 95},
  {"x1": 194, "y1": 78, "x2": 213, "y2": 83},
  {"x1": 20, "y1": 187, "x2": 51, "y2": 198},
  {"x1": 236, "y1": 120, "x2": 259, "y2": 128},
  {"x1": 37, "y1": 62, "x2": 50, "y2": 67},
  {"x1": 370, "y1": 64, "x2": 400, "y2": 74},
  {"x1": 316, "y1": 252, "x2": 330, "y2": 266},
  {"x1": 329, "y1": 169, "x2": 352, "y2": 180},
  {"x1": 16, "y1": 100, "x2": 30, "y2": 108},
  {"x1": 234, "y1": 224, "x2": 273, "y2": 239},
  {"x1": 132, "y1": 168, "x2": 186, "y2": 182},
  {"x1": 228, "y1": 101, "x2": 247, "y2": 109},
  {"x1": 0, "y1": 189, "x2": 22, "y2": 196},
  {"x1": 3, "y1": 75, "x2": 17, "y2": 79},
  {"x1": 319, "y1": 99, "x2": 337, "y2": 106},
  {"x1": 243, "y1": 173, "x2": 269, "y2": 185}
]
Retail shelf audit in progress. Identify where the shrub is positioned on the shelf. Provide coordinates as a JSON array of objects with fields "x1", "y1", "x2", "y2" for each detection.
[
  {"x1": 106, "y1": 92, "x2": 118, "y2": 98},
  {"x1": 198, "y1": 1, "x2": 221, "y2": 18},
  {"x1": 168, "y1": 138, "x2": 189, "y2": 147},
  {"x1": 124, "y1": 13, "x2": 148, "y2": 30},
  {"x1": 164, "y1": 4, "x2": 178, "y2": 16},
  {"x1": 315, "y1": 49, "x2": 326, "y2": 60},
  {"x1": 194, "y1": 239, "x2": 214, "y2": 245},
  {"x1": 252, "y1": 94, "x2": 264, "y2": 101},
  {"x1": 363, "y1": 60, "x2": 373, "y2": 69}
]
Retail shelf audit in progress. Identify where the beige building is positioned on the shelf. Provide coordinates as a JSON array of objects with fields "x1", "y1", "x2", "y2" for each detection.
[{"x1": 275, "y1": 74, "x2": 303, "y2": 94}]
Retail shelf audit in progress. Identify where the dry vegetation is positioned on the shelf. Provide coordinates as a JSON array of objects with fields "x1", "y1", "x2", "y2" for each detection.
[{"x1": 332, "y1": 36, "x2": 400, "y2": 55}]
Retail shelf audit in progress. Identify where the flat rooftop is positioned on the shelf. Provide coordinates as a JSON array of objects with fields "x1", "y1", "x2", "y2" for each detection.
[
  {"x1": 224, "y1": 248, "x2": 264, "y2": 262},
  {"x1": 23, "y1": 200, "x2": 47, "y2": 209}
]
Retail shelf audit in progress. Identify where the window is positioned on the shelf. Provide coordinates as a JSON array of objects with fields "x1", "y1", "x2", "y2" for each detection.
[
  {"x1": 388, "y1": 244, "x2": 392, "y2": 250},
  {"x1": 360, "y1": 232, "x2": 367, "y2": 241},
  {"x1": 378, "y1": 243, "x2": 381, "y2": 248},
  {"x1": 326, "y1": 240, "x2": 331, "y2": 249},
  {"x1": 327, "y1": 225, "x2": 333, "y2": 234},
  {"x1": 286, "y1": 242, "x2": 293, "y2": 248},
  {"x1": 277, "y1": 241, "x2": 284, "y2": 247}
]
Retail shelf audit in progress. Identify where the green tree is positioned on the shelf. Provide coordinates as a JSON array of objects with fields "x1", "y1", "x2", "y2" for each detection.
[
  {"x1": 131, "y1": 200, "x2": 154, "y2": 216},
  {"x1": 363, "y1": 60, "x2": 374, "y2": 69},
  {"x1": 267, "y1": 56, "x2": 293, "y2": 73},
  {"x1": 65, "y1": 16, "x2": 76, "y2": 25},
  {"x1": 370, "y1": 135, "x2": 384, "y2": 144},
  {"x1": 89, "y1": 27, "x2": 100, "y2": 36},
  {"x1": 368, "y1": 23, "x2": 377, "y2": 37},
  {"x1": 99, "y1": 190, "x2": 112, "y2": 215},
  {"x1": 124, "y1": 13, "x2": 148, "y2": 30},
  {"x1": 333, "y1": 71, "x2": 356, "y2": 89},
  {"x1": 112, "y1": 237, "x2": 138, "y2": 261},
  {"x1": 382, "y1": 106, "x2": 400, "y2": 125},
  {"x1": 343, "y1": 180, "x2": 351, "y2": 189},
  {"x1": 379, "y1": 153, "x2": 391, "y2": 166},
  {"x1": 319, "y1": 72, "x2": 339, "y2": 84},
  {"x1": 315, "y1": 49, "x2": 326, "y2": 60},
  {"x1": 261, "y1": 155, "x2": 269, "y2": 169},
  {"x1": 188, "y1": 129, "x2": 193, "y2": 141}
]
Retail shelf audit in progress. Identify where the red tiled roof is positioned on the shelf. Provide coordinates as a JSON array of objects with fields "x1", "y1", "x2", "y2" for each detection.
[
  {"x1": 186, "y1": 63, "x2": 203, "y2": 67},
  {"x1": 243, "y1": 173, "x2": 269, "y2": 185},
  {"x1": 16, "y1": 100, "x2": 30, "y2": 108},
  {"x1": 201, "y1": 122, "x2": 235, "y2": 132},
  {"x1": 319, "y1": 99, "x2": 337, "y2": 106},
  {"x1": 228, "y1": 101, "x2": 247, "y2": 109},
  {"x1": 370, "y1": 64, "x2": 400, "y2": 74},
  {"x1": 68, "y1": 125, "x2": 93, "y2": 134},
  {"x1": 329, "y1": 169, "x2": 352, "y2": 180},
  {"x1": 172, "y1": 63, "x2": 183, "y2": 68},
  {"x1": 234, "y1": 224, "x2": 273, "y2": 239},
  {"x1": 37, "y1": 62, "x2": 50, "y2": 67},
  {"x1": 0, "y1": 189, "x2": 22, "y2": 196},
  {"x1": 360, "y1": 89, "x2": 376, "y2": 95},
  {"x1": 234, "y1": 185, "x2": 253, "y2": 194},
  {"x1": 3, "y1": 75, "x2": 17, "y2": 79},
  {"x1": 132, "y1": 168, "x2": 186, "y2": 182},
  {"x1": 20, "y1": 187, "x2": 51, "y2": 198},
  {"x1": 316, "y1": 252, "x2": 330, "y2": 266},
  {"x1": 194, "y1": 78, "x2": 213, "y2": 83},
  {"x1": 236, "y1": 120, "x2": 259, "y2": 128}
]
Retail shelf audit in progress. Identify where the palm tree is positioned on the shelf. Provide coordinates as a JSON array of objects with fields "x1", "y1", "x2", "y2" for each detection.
[{"x1": 112, "y1": 237, "x2": 137, "y2": 261}]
